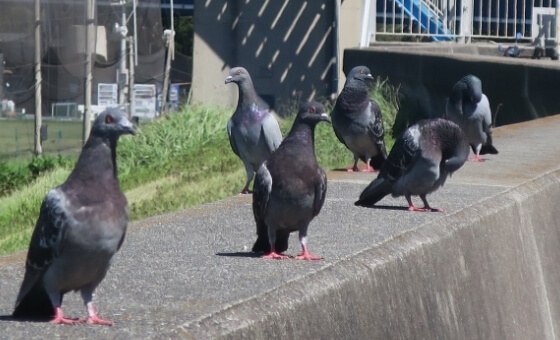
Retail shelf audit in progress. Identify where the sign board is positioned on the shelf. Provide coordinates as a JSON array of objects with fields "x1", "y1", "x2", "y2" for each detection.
[
  {"x1": 98, "y1": 83, "x2": 118, "y2": 106},
  {"x1": 134, "y1": 84, "x2": 157, "y2": 120}
]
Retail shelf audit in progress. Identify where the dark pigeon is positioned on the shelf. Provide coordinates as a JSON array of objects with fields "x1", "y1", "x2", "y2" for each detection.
[
  {"x1": 355, "y1": 118, "x2": 469, "y2": 212},
  {"x1": 445, "y1": 74, "x2": 499, "y2": 162},
  {"x1": 225, "y1": 66, "x2": 283, "y2": 194},
  {"x1": 13, "y1": 108, "x2": 135, "y2": 325},
  {"x1": 331, "y1": 65, "x2": 387, "y2": 172},
  {"x1": 252, "y1": 101, "x2": 329, "y2": 260}
]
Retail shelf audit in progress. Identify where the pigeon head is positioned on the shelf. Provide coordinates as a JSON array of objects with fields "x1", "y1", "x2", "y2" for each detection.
[
  {"x1": 296, "y1": 101, "x2": 331, "y2": 125},
  {"x1": 225, "y1": 67, "x2": 250, "y2": 85},
  {"x1": 346, "y1": 65, "x2": 374, "y2": 84},
  {"x1": 91, "y1": 108, "x2": 136, "y2": 139},
  {"x1": 461, "y1": 75, "x2": 483, "y2": 103}
]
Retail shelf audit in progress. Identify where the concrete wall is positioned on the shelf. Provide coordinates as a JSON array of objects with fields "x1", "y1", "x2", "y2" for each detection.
[
  {"x1": 178, "y1": 170, "x2": 560, "y2": 340},
  {"x1": 191, "y1": 0, "x2": 364, "y2": 115},
  {"x1": 344, "y1": 45, "x2": 560, "y2": 130}
]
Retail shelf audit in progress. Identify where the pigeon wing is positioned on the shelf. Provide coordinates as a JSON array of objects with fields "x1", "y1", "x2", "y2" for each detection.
[
  {"x1": 251, "y1": 163, "x2": 272, "y2": 252},
  {"x1": 367, "y1": 101, "x2": 388, "y2": 158},
  {"x1": 261, "y1": 114, "x2": 283, "y2": 153},
  {"x1": 382, "y1": 127, "x2": 420, "y2": 183},
  {"x1": 226, "y1": 119, "x2": 241, "y2": 157},
  {"x1": 15, "y1": 189, "x2": 68, "y2": 307},
  {"x1": 312, "y1": 168, "x2": 328, "y2": 217}
]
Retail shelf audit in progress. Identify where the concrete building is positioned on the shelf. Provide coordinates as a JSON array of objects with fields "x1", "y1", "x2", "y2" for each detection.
[{"x1": 191, "y1": 0, "x2": 364, "y2": 115}]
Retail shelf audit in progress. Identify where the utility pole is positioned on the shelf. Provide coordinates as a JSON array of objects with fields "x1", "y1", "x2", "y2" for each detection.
[
  {"x1": 83, "y1": 0, "x2": 94, "y2": 143},
  {"x1": 128, "y1": 0, "x2": 137, "y2": 119},
  {"x1": 128, "y1": 36, "x2": 135, "y2": 119},
  {"x1": 159, "y1": 0, "x2": 174, "y2": 116},
  {"x1": 118, "y1": 1, "x2": 128, "y2": 106},
  {"x1": 34, "y1": 0, "x2": 42, "y2": 156}
]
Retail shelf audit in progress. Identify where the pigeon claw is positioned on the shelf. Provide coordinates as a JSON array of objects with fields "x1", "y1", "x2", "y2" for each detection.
[
  {"x1": 294, "y1": 253, "x2": 322, "y2": 261},
  {"x1": 51, "y1": 317, "x2": 84, "y2": 325},
  {"x1": 468, "y1": 155, "x2": 485, "y2": 162},
  {"x1": 408, "y1": 206, "x2": 444, "y2": 213},
  {"x1": 262, "y1": 251, "x2": 290, "y2": 260},
  {"x1": 87, "y1": 315, "x2": 113, "y2": 326},
  {"x1": 51, "y1": 307, "x2": 84, "y2": 325}
]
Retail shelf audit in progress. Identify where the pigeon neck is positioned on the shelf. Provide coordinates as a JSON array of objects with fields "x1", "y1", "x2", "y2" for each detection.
[
  {"x1": 336, "y1": 82, "x2": 369, "y2": 112},
  {"x1": 237, "y1": 79, "x2": 260, "y2": 110},
  {"x1": 69, "y1": 136, "x2": 120, "y2": 184},
  {"x1": 286, "y1": 121, "x2": 316, "y2": 154}
]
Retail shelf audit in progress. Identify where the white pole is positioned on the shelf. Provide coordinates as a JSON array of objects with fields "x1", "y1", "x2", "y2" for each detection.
[
  {"x1": 83, "y1": 0, "x2": 94, "y2": 143},
  {"x1": 34, "y1": 0, "x2": 42, "y2": 155}
]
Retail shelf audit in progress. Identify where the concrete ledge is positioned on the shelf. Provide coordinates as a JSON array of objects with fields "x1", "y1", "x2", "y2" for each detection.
[
  {"x1": 159, "y1": 171, "x2": 560, "y2": 340},
  {"x1": 343, "y1": 46, "x2": 560, "y2": 129},
  {"x1": 1, "y1": 116, "x2": 560, "y2": 339}
]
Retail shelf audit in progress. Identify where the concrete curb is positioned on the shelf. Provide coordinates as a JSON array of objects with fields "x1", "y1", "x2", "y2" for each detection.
[{"x1": 156, "y1": 170, "x2": 560, "y2": 339}]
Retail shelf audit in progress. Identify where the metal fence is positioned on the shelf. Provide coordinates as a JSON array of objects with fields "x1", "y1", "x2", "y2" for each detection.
[{"x1": 360, "y1": 0, "x2": 560, "y2": 46}]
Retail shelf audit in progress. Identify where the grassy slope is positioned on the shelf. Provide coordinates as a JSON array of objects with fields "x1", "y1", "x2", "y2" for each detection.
[{"x1": 0, "y1": 81, "x2": 399, "y2": 255}]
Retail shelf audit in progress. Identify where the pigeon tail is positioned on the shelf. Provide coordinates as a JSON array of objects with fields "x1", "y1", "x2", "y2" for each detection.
[
  {"x1": 480, "y1": 144, "x2": 499, "y2": 155},
  {"x1": 355, "y1": 177, "x2": 392, "y2": 207},
  {"x1": 13, "y1": 281, "x2": 54, "y2": 320},
  {"x1": 480, "y1": 132, "x2": 498, "y2": 155}
]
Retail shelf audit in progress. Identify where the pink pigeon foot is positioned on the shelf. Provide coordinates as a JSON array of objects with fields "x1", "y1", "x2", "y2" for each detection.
[
  {"x1": 294, "y1": 245, "x2": 322, "y2": 260},
  {"x1": 87, "y1": 315, "x2": 113, "y2": 326},
  {"x1": 294, "y1": 252, "x2": 322, "y2": 260},
  {"x1": 408, "y1": 205, "x2": 428, "y2": 212},
  {"x1": 360, "y1": 163, "x2": 376, "y2": 173},
  {"x1": 238, "y1": 189, "x2": 253, "y2": 195},
  {"x1": 346, "y1": 165, "x2": 360, "y2": 172},
  {"x1": 262, "y1": 251, "x2": 290, "y2": 259},
  {"x1": 51, "y1": 307, "x2": 84, "y2": 325},
  {"x1": 468, "y1": 154, "x2": 485, "y2": 162},
  {"x1": 85, "y1": 303, "x2": 112, "y2": 326}
]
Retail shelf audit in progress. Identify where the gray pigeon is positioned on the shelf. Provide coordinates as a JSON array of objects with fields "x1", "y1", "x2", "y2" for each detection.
[
  {"x1": 252, "y1": 101, "x2": 329, "y2": 260},
  {"x1": 225, "y1": 66, "x2": 283, "y2": 194},
  {"x1": 331, "y1": 65, "x2": 387, "y2": 172},
  {"x1": 355, "y1": 118, "x2": 469, "y2": 212},
  {"x1": 445, "y1": 74, "x2": 498, "y2": 162},
  {"x1": 13, "y1": 108, "x2": 135, "y2": 325}
]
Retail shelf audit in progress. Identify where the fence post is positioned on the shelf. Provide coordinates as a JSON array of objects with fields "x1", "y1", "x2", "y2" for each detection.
[{"x1": 459, "y1": 0, "x2": 473, "y2": 43}]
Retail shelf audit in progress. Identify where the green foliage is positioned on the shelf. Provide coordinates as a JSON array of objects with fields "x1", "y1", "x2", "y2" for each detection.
[
  {"x1": 0, "y1": 82, "x2": 400, "y2": 255},
  {"x1": 0, "y1": 155, "x2": 72, "y2": 197},
  {"x1": 174, "y1": 16, "x2": 194, "y2": 56}
]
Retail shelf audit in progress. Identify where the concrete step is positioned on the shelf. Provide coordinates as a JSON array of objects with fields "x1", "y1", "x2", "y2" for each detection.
[{"x1": 1, "y1": 115, "x2": 560, "y2": 339}]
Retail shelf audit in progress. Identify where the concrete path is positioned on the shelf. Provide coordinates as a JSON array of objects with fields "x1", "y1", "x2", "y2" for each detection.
[{"x1": 0, "y1": 115, "x2": 559, "y2": 339}]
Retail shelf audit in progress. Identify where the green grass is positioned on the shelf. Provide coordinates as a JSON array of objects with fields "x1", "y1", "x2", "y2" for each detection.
[{"x1": 0, "y1": 81, "x2": 400, "y2": 255}]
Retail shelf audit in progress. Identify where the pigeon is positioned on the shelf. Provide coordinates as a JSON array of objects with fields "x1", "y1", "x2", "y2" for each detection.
[
  {"x1": 445, "y1": 74, "x2": 499, "y2": 162},
  {"x1": 225, "y1": 66, "x2": 283, "y2": 194},
  {"x1": 331, "y1": 65, "x2": 387, "y2": 172},
  {"x1": 355, "y1": 118, "x2": 469, "y2": 212},
  {"x1": 251, "y1": 101, "x2": 329, "y2": 260},
  {"x1": 13, "y1": 108, "x2": 135, "y2": 325}
]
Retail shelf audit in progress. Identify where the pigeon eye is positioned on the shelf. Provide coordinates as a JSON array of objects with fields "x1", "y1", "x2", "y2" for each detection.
[
  {"x1": 308, "y1": 107, "x2": 316, "y2": 113},
  {"x1": 235, "y1": 70, "x2": 241, "y2": 75},
  {"x1": 105, "y1": 115, "x2": 114, "y2": 124}
]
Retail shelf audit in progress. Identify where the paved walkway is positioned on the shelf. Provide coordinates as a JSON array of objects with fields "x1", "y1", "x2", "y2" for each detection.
[{"x1": 0, "y1": 115, "x2": 559, "y2": 339}]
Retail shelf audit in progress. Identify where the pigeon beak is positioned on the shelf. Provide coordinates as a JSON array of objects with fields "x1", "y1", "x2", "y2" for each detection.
[
  {"x1": 366, "y1": 73, "x2": 374, "y2": 81},
  {"x1": 225, "y1": 76, "x2": 233, "y2": 84},
  {"x1": 320, "y1": 112, "x2": 331, "y2": 124},
  {"x1": 119, "y1": 116, "x2": 136, "y2": 135}
]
